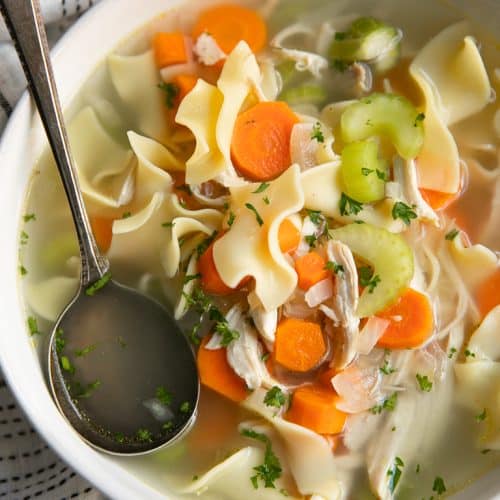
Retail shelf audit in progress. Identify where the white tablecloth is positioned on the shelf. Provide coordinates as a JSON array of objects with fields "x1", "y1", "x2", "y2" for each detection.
[{"x1": 1, "y1": 2, "x2": 105, "y2": 498}]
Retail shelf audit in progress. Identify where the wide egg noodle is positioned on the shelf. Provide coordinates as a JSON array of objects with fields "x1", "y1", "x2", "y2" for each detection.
[
  {"x1": 108, "y1": 50, "x2": 170, "y2": 144},
  {"x1": 178, "y1": 446, "x2": 288, "y2": 499},
  {"x1": 243, "y1": 389, "x2": 342, "y2": 500},
  {"x1": 67, "y1": 107, "x2": 135, "y2": 215},
  {"x1": 410, "y1": 22, "x2": 491, "y2": 193},
  {"x1": 301, "y1": 162, "x2": 405, "y2": 232},
  {"x1": 455, "y1": 306, "x2": 500, "y2": 449},
  {"x1": 213, "y1": 165, "x2": 304, "y2": 311}
]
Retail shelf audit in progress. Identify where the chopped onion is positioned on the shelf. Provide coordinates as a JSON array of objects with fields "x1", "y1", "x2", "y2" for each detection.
[
  {"x1": 355, "y1": 317, "x2": 390, "y2": 355},
  {"x1": 305, "y1": 278, "x2": 334, "y2": 307}
]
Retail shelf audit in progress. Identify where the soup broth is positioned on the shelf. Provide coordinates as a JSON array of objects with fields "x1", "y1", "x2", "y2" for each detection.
[{"x1": 18, "y1": 0, "x2": 499, "y2": 498}]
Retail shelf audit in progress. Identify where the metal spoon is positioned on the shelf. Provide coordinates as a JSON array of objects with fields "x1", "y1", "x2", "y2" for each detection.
[{"x1": 1, "y1": 0, "x2": 199, "y2": 455}]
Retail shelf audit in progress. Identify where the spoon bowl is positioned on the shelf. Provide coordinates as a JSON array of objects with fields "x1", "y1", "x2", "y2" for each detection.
[{"x1": 1, "y1": 0, "x2": 200, "y2": 454}]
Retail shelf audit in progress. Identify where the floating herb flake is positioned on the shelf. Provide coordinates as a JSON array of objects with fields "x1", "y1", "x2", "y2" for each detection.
[
  {"x1": 27, "y1": 316, "x2": 40, "y2": 336},
  {"x1": 311, "y1": 122, "x2": 324, "y2": 143},
  {"x1": 19, "y1": 265, "x2": 28, "y2": 276},
  {"x1": 156, "y1": 386, "x2": 173, "y2": 406},
  {"x1": 75, "y1": 344, "x2": 96, "y2": 357},
  {"x1": 448, "y1": 347, "x2": 457, "y2": 359},
  {"x1": 227, "y1": 211, "x2": 236, "y2": 227},
  {"x1": 392, "y1": 201, "x2": 417, "y2": 226},
  {"x1": 253, "y1": 182, "x2": 270, "y2": 194},
  {"x1": 158, "y1": 82, "x2": 179, "y2": 109},
  {"x1": 361, "y1": 168, "x2": 374, "y2": 176},
  {"x1": 325, "y1": 261, "x2": 344, "y2": 274},
  {"x1": 445, "y1": 228, "x2": 459, "y2": 241},
  {"x1": 245, "y1": 203, "x2": 264, "y2": 226},
  {"x1": 414, "y1": 112, "x2": 425, "y2": 127},
  {"x1": 215, "y1": 321, "x2": 240, "y2": 347},
  {"x1": 180, "y1": 401, "x2": 191, "y2": 413},
  {"x1": 122, "y1": 211, "x2": 132, "y2": 219},
  {"x1": 20, "y1": 230, "x2": 29, "y2": 245},
  {"x1": 432, "y1": 476, "x2": 446, "y2": 495},
  {"x1": 60, "y1": 355, "x2": 75, "y2": 374},
  {"x1": 85, "y1": 271, "x2": 112, "y2": 296},
  {"x1": 380, "y1": 360, "x2": 397, "y2": 375},
  {"x1": 23, "y1": 213, "x2": 36, "y2": 222},
  {"x1": 416, "y1": 374, "x2": 433, "y2": 392},
  {"x1": 359, "y1": 266, "x2": 380, "y2": 293},
  {"x1": 183, "y1": 273, "x2": 201, "y2": 284},
  {"x1": 387, "y1": 456, "x2": 404, "y2": 494},
  {"x1": 475, "y1": 408, "x2": 487, "y2": 422},
  {"x1": 136, "y1": 428, "x2": 153, "y2": 442},
  {"x1": 264, "y1": 386, "x2": 287, "y2": 409},
  {"x1": 339, "y1": 192, "x2": 363, "y2": 216},
  {"x1": 306, "y1": 209, "x2": 323, "y2": 225}
]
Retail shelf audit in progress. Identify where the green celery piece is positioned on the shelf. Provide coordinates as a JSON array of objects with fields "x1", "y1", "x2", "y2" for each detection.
[
  {"x1": 341, "y1": 93, "x2": 424, "y2": 159},
  {"x1": 330, "y1": 17, "x2": 401, "y2": 73},
  {"x1": 341, "y1": 140, "x2": 387, "y2": 203},
  {"x1": 277, "y1": 60, "x2": 298, "y2": 87},
  {"x1": 279, "y1": 83, "x2": 328, "y2": 106},
  {"x1": 329, "y1": 223, "x2": 414, "y2": 317}
]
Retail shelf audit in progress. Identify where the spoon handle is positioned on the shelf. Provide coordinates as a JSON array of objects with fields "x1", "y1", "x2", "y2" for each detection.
[{"x1": 1, "y1": 0, "x2": 108, "y2": 285}]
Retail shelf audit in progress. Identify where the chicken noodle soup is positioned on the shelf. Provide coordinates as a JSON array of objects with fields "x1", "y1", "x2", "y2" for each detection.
[{"x1": 19, "y1": 0, "x2": 500, "y2": 498}]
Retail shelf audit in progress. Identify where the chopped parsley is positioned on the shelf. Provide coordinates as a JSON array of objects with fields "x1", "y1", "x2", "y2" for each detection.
[
  {"x1": 481, "y1": 449, "x2": 491, "y2": 454},
  {"x1": 339, "y1": 192, "x2": 363, "y2": 216},
  {"x1": 85, "y1": 271, "x2": 112, "y2": 296},
  {"x1": 241, "y1": 428, "x2": 282, "y2": 489},
  {"x1": 27, "y1": 316, "x2": 40, "y2": 336},
  {"x1": 445, "y1": 228, "x2": 459, "y2": 241},
  {"x1": 195, "y1": 232, "x2": 217, "y2": 259},
  {"x1": 215, "y1": 321, "x2": 240, "y2": 347},
  {"x1": 448, "y1": 347, "x2": 457, "y2": 359},
  {"x1": 157, "y1": 82, "x2": 179, "y2": 109},
  {"x1": 464, "y1": 348, "x2": 476, "y2": 358},
  {"x1": 261, "y1": 352, "x2": 270, "y2": 362},
  {"x1": 20, "y1": 230, "x2": 29, "y2": 245},
  {"x1": 253, "y1": 182, "x2": 270, "y2": 194},
  {"x1": 387, "y1": 456, "x2": 404, "y2": 494},
  {"x1": 263, "y1": 386, "x2": 287, "y2": 409},
  {"x1": 416, "y1": 374, "x2": 433, "y2": 392},
  {"x1": 162, "y1": 221, "x2": 175, "y2": 228},
  {"x1": 19, "y1": 265, "x2": 28, "y2": 276},
  {"x1": 136, "y1": 428, "x2": 153, "y2": 442},
  {"x1": 122, "y1": 211, "x2": 132, "y2": 219},
  {"x1": 414, "y1": 112, "x2": 425, "y2": 127},
  {"x1": 475, "y1": 408, "x2": 487, "y2": 422},
  {"x1": 325, "y1": 261, "x2": 344, "y2": 275},
  {"x1": 380, "y1": 360, "x2": 397, "y2": 375},
  {"x1": 359, "y1": 266, "x2": 381, "y2": 293},
  {"x1": 183, "y1": 273, "x2": 201, "y2": 284},
  {"x1": 60, "y1": 355, "x2": 75, "y2": 374},
  {"x1": 55, "y1": 328, "x2": 65, "y2": 353},
  {"x1": 432, "y1": 476, "x2": 446, "y2": 495},
  {"x1": 74, "y1": 344, "x2": 96, "y2": 357},
  {"x1": 361, "y1": 168, "x2": 374, "y2": 176},
  {"x1": 263, "y1": 196, "x2": 270, "y2": 205},
  {"x1": 311, "y1": 122, "x2": 325, "y2": 143},
  {"x1": 156, "y1": 386, "x2": 173, "y2": 406},
  {"x1": 179, "y1": 401, "x2": 191, "y2": 413},
  {"x1": 376, "y1": 169, "x2": 389, "y2": 181},
  {"x1": 245, "y1": 203, "x2": 264, "y2": 226},
  {"x1": 162, "y1": 421, "x2": 174, "y2": 432},
  {"x1": 306, "y1": 209, "x2": 323, "y2": 225},
  {"x1": 114, "y1": 432, "x2": 125, "y2": 443},
  {"x1": 73, "y1": 380, "x2": 101, "y2": 399},
  {"x1": 392, "y1": 201, "x2": 417, "y2": 226},
  {"x1": 23, "y1": 213, "x2": 36, "y2": 222},
  {"x1": 371, "y1": 392, "x2": 398, "y2": 414},
  {"x1": 416, "y1": 464, "x2": 421, "y2": 474},
  {"x1": 305, "y1": 234, "x2": 317, "y2": 248},
  {"x1": 227, "y1": 211, "x2": 236, "y2": 227}
]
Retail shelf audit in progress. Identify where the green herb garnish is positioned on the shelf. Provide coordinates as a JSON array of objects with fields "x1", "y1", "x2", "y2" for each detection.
[
  {"x1": 158, "y1": 82, "x2": 179, "y2": 109},
  {"x1": 162, "y1": 421, "x2": 174, "y2": 432},
  {"x1": 465, "y1": 348, "x2": 476, "y2": 358},
  {"x1": 20, "y1": 230, "x2": 29, "y2": 245},
  {"x1": 371, "y1": 392, "x2": 398, "y2": 414},
  {"x1": 264, "y1": 386, "x2": 287, "y2": 409},
  {"x1": 136, "y1": 428, "x2": 153, "y2": 442},
  {"x1": 359, "y1": 266, "x2": 380, "y2": 293},
  {"x1": 73, "y1": 380, "x2": 101, "y2": 399},
  {"x1": 432, "y1": 476, "x2": 446, "y2": 495},
  {"x1": 55, "y1": 328, "x2": 65, "y2": 353},
  {"x1": 445, "y1": 228, "x2": 459, "y2": 241},
  {"x1": 85, "y1": 271, "x2": 112, "y2": 296},
  {"x1": 414, "y1": 112, "x2": 425, "y2": 127},
  {"x1": 325, "y1": 261, "x2": 344, "y2": 274},
  {"x1": 195, "y1": 232, "x2": 217, "y2": 258},
  {"x1": 380, "y1": 360, "x2": 396, "y2": 375},
  {"x1": 311, "y1": 122, "x2": 324, "y2": 143},
  {"x1": 306, "y1": 209, "x2": 323, "y2": 225},
  {"x1": 475, "y1": 408, "x2": 487, "y2": 422},
  {"x1": 27, "y1": 316, "x2": 40, "y2": 336},
  {"x1": 361, "y1": 168, "x2": 374, "y2": 176},
  {"x1": 60, "y1": 355, "x2": 75, "y2": 374},
  {"x1": 305, "y1": 234, "x2": 317, "y2": 248},
  {"x1": 19, "y1": 265, "x2": 28, "y2": 276},
  {"x1": 215, "y1": 321, "x2": 240, "y2": 347},
  {"x1": 162, "y1": 221, "x2": 175, "y2": 228},
  {"x1": 339, "y1": 192, "x2": 363, "y2": 216},
  {"x1": 387, "y1": 456, "x2": 404, "y2": 494},
  {"x1": 156, "y1": 386, "x2": 173, "y2": 406},
  {"x1": 74, "y1": 344, "x2": 96, "y2": 357},
  {"x1": 392, "y1": 201, "x2": 417, "y2": 226},
  {"x1": 416, "y1": 374, "x2": 433, "y2": 392},
  {"x1": 227, "y1": 211, "x2": 236, "y2": 227},
  {"x1": 376, "y1": 169, "x2": 389, "y2": 181},
  {"x1": 23, "y1": 213, "x2": 36, "y2": 222},
  {"x1": 245, "y1": 203, "x2": 264, "y2": 226},
  {"x1": 448, "y1": 347, "x2": 457, "y2": 359},
  {"x1": 183, "y1": 273, "x2": 201, "y2": 284},
  {"x1": 122, "y1": 211, "x2": 132, "y2": 219},
  {"x1": 263, "y1": 196, "x2": 270, "y2": 205},
  {"x1": 241, "y1": 428, "x2": 282, "y2": 489},
  {"x1": 253, "y1": 182, "x2": 270, "y2": 194},
  {"x1": 180, "y1": 401, "x2": 191, "y2": 413}
]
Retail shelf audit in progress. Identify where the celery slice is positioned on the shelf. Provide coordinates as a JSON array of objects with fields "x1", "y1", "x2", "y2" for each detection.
[
  {"x1": 341, "y1": 93, "x2": 425, "y2": 159},
  {"x1": 329, "y1": 17, "x2": 401, "y2": 73},
  {"x1": 341, "y1": 140, "x2": 387, "y2": 203},
  {"x1": 330, "y1": 223, "x2": 414, "y2": 317},
  {"x1": 279, "y1": 83, "x2": 327, "y2": 106}
]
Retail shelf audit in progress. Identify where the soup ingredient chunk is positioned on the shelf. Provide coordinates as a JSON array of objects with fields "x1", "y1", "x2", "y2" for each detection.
[
  {"x1": 376, "y1": 288, "x2": 434, "y2": 349},
  {"x1": 285, "y1": 385, "x2": 346, "y2": 434},
  {"x1": 278, "y1": 218, "x2": 301, "y2": 253},
  {"x1": 295, "y1": 251, "x2": 330, "y2": 290},
  {"x1": 341, "y1": 93, "x2": 424, "y2": 159},
  {"x1": 231, "y1": 102, "x2": 299, "y2": 181},
  {"x1": 341, "y1": 139, "x2": 388, "y2": 203},
  {"x1": 152, "y1": 32, "x2": 189, "y2": 68},
  {"x1": 197, "y1": 336, "x2": 248, "y2": 402},
  {"x1": 192, "y1": 4, "x2": 267, "y2": 56},
  {"x1": 475, "y1": 268, "x2": 500, "y2": 319},
  {"x1": 274, "y1": 318, "x2": 326, "y2": 372},
  {"x1": 330, "y1": 223, "x2": 414, "y2": 317}
]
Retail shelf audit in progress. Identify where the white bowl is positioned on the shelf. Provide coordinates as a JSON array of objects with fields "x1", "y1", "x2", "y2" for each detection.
[{"x1": 0, "y1": 1, "x2": 498, "y2": 499}]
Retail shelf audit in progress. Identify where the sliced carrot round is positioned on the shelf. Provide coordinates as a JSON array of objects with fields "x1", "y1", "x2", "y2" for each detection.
[
  {"x1": 192, "y1": 4, "x2": 267, "y2": 55},
  {"x1": 376, "y1": 288, "x2": 433, "y2": 349},
  {"x1": 197, "y1": 336, "x2": 248, "y2": 402},
  {"x1": 419, "y1": 187, "x2": 459, "y2": 211},
  {"x1": 152, "y1": 32, "x2": 188, "y2": 68},
  {"x1": 285, "y1": 385, "x2": 346, "y2": 435},
  {"x1": 171, "y1": 74, "x2": 198, "y2": 108},
  {"x1": 90, "y1": 216, "x2": 114, "y2": 253},
  {"x1": 231, "y1": 102, "x2": 299, "y2": 181},
  {"x1": 274, "y1": 318, "x2": 326, "y2": 372},
  {"x1": 278, "y1": 218, "x2": 301, "y2": 254},
  {"x1": 295, "y1": 251, "x2": 329, "y2": 291},
  {"x1": 475, "y1": 267, "x2": 500, "y2": 319}
]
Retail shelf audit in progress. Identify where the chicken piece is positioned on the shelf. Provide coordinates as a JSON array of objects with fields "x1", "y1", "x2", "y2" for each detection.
[
  {"x1": 248, "y1": 291, "x2": 278, "y2": 349},
  {"x1": 193, "y1": 33, "x2": 226, "y2": 66},
  {"x1": 326, "y1": 240, "x2": 360, "y2": 369}
]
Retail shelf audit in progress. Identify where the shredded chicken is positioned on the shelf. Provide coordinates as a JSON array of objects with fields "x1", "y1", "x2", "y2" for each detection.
[
  {"x1": 326, "y1": 240, "x2": 360, "y2": 369},
  {"x1": 290, "y1": 122, "x2": 319, "y2": 170},
  {"x1": 248, "y1": 291, "x2": 278, "y2": 348},
  {"x1": 193, "y1": 33, "x2": 226, "y2": 66},
  {"x1": 392, "y1": 157, "x2": 440, "y2": 225},
  {"x1": 351, "y1": 62, "x2": 373, "y2": 95}
]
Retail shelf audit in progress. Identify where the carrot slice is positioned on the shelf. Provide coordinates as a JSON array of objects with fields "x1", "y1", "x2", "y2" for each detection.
[
  {"x1": 285, "y1": 385, "x2": 347, "y2": 435},
  {"x1": 475, "y1": 268, "x2": 500, "y2": 319},
  {"x1": 376, "y1": 288, "x2": 433, "y2": 349},
  {"x1": 274, "y1": 318, "x2": 326, "y2": 372},
  {"x1": 231, "y1": 102, "x2": 299, "y2": 181},
  {"x1": 152, "y1": 32, "x2": 188, "y2": 68},
  {"x1": 419, "y1": 187, "x2": 459, "y2": 210},
  {"x1": 90, "y1": 216, "x2": 114, "y2": 253},
  {"x1": 197, "y1": 336, "x2": 248, "y2": 402},
  {"x1": 278, "y1": 218, "x2": 301, "y2": 254},
  {"x1": 295, "y1": 251, "x2": 329, "y2": 291},
  {"x1": 192, "y1": 4, "x2": 267, "y2": 56},
  {"x1": 171, "y1": 74, "x2": 198, "y2": 107}
]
